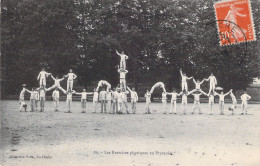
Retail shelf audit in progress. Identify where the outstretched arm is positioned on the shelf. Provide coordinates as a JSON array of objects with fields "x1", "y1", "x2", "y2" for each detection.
[
  {"x1": 201, "y1": 90, "x2": 207, "y2": 96},
  {"x1": 26, "y1": 89, "x2": 33, "y2": 93},
  {"x1": 187, "y1": 76, "x2": 193, "y2": 80},
  {"x1": 75, "y1": 92, "x2": 82, "y2": 95},
  {"x1": 59, "y1": 77, "x2": 65, "y2": 82},
  {"x1": 224, "y1": 90, "x2": 232, "y2": 96},
  {"x1": 200, "y1": 79, "x2": 205, "y2": 84},
  {"x1": 204, "y1": 77, "x2": 209, "y2": 81},
  {"x1": 87, "y1": 92, "x2": 94, "y2": 95},
  {"x1": 51, "y1": 75, "x2": 55, "y2": 81},
  {"x1": 127, "y1": 86, "x2": 132, "y2": 92}
]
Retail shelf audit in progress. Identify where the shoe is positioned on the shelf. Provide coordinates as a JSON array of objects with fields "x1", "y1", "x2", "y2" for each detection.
[
  {"x1": 183, "y1": 113, "x2": 187, "y2": 115},
  {"x1": 191, "y1": 112, "x2": 194, "y2": 114},
  {"x1": 174, "y1": 113, "x2": 177, "y2": 114},
  {"x1": 163, "y1": 112, "x2": 166, "y2": 114},
  {"x1": 209, "y1": 113, "x2": 213, "y2": 115},
  {"x1": 148, "y1": 112, "x2": 151, "y2": 114},
  {"x1": 169, "y1": 112, "x2": 172, "y2": 114},
  {"x1": 239, "y1": 113, "x2": 244, "y2": 115},
  {"x1": 199, "y1": 112, "x2": 202, "y2": 114},
  {"x1": 81, "y1": 111, "x2": 86, "y2": 113}
]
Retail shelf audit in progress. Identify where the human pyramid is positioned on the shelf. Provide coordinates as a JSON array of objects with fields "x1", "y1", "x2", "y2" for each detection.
[{"x1": 19, "y1": 50, "x2": 251, "y2": 115}]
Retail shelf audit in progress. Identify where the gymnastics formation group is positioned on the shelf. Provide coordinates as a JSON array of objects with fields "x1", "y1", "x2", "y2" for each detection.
[{"x1": 19, "y1": 50, "x2": 251, "y2": 115}]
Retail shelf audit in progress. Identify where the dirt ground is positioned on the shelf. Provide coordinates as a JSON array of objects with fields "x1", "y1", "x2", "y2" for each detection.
[{"x1": 1, "y1": 100, "x2": 260, "y2": 166}]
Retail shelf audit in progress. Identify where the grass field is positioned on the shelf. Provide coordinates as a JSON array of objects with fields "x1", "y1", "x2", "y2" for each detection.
[{"x1": 1, "y1": 100, "x2": 260, "y2": 166}]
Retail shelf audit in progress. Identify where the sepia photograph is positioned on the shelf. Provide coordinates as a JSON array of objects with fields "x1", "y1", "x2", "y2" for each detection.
[{"x1": 0, "y1": 0, "x2": 260, "y2": 165}]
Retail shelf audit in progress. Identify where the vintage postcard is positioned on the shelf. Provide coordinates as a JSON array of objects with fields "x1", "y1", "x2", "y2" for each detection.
[{"x1": 1, "y1": 0, "x2": 259, "y2": 166}]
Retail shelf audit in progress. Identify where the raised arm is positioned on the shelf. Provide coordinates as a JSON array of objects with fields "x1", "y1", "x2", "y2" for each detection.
[
  {"x1": 179, "y1": 69, "x2": 183, "y2": 77},
  {"x1": 224, "y1": 90, "x2": 232, "y2": 96},
  {"x1": 200, "y1": 79, "x2": 205, "y2": 84},
  {"x1": 87, "y1": 92, "x2": 94, "y2": 95},
  {"x1": 116, "y1": 50, "x2": 123, "y2": 56},
  {"x1": 193, "y1": 78, "x2": 196, "y2": 84},
  {"x1": 51, "y1": 75, "x2": 55, "y2": 81},
  {"x1": 37, "y1": 72, "x2": 41, "y2": 80},
  {"x1": 125, "y1": 70, "x2": 128, "y2": 74}
]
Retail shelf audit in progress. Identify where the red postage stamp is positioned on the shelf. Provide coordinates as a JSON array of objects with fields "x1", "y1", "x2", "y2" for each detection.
[{"x1": 214, "y1": 0, "x2": 256, "y2": 46}]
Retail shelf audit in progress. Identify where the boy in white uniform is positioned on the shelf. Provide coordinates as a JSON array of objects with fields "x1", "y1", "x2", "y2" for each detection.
[
  {"x1": 166, "y1": 89, "x2": 180, "y2": 114},
  {"x1": 144, "y1": 90, "x2": 151, "y2": 114},
  {"x1": 214, "y1": 90, "x2": 232, "y2": 115},
  {"x1": 19, "y1": 85, "x2": 28, "y2": 112},
  {"x1": 190, "y1": 78, "x2": 205, "y2": 93},
  {"x1": 19, "y1": 101, "x2": 27, "y2": 112},
  {"x1": 63, "y1": 89, "x2": 76, "y2": 113},
  {"x1": 118, "y1": 68, "x2": 128, "y2": 90},
  {"x1": 113, "y1": 88, "x2": 119, "y2": 114},
  {"x1": 190, "y1": 90, "x2": 207, "y2": 114},
  {"x1": 75, "y1": 89, "x2": 93, "y2": 113},
  {"x1": 99, "y1": 88, "x2": 107, "y2": 113},
  {"x1": 65, "y1": 69, "x2": 77, "y2": 91},
  {"x1": 127, "y1": 87, "x2": 138, "y2": 114},
  {"x1": 118, "y1": 88, "x2": 129, "y2": 114},
  {"x1": 36, "y1": 85, "x2": 50, "y2": 112},
  {"x1": 19, "y1": 84, "x2": 27, "y2": 102},
  {"x1": 47, "y1": 74, "x2": 66, "y2": 91},
  {"x1": 179, "y1": 90, "x2": 190, "y2": 115},
  {"x1": 52, "y1": 88, "x2": 60, "y2": 112},
  {"x1": 116, "y1": 50, "x2": 128, "y2": 70},
  {"x1": 207, "y1": 92, "x2": 215, "y2": 115},
  {"x1": 92, "y1": 88, "x2": 99, "y2": 113},
  {"x1": 240, "y1": 91, "x2": 251, "y2": 115},
  {"x1": 107, "y1": 88, "x2": 113, "y2": 113},
  {"x1": 37, "y1": 68, "x2": 51, "y2": 87},
  {"x1": 25, "y1": 87, "x2": 36, "y2": 112},
  {"x1": 205, "y1": 73, "x2": 217, "y2": 94},
  {"x1": 229, "y1": 90, "x2": 237, "y2": 115},
  {"x1": 34, "y1": 88, "x2": 40, "y2": 111},
  {"x1": 162, "y1": 91, "x2": 168, "y2": 114},
  {"x1": 180, "y1": 69, "x2": 193, "y2": 91}
]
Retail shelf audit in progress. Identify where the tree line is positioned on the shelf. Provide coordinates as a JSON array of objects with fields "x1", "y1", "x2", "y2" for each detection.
[{"x1": 1, "y1": 0, "x2": 260, "y2": 96}]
